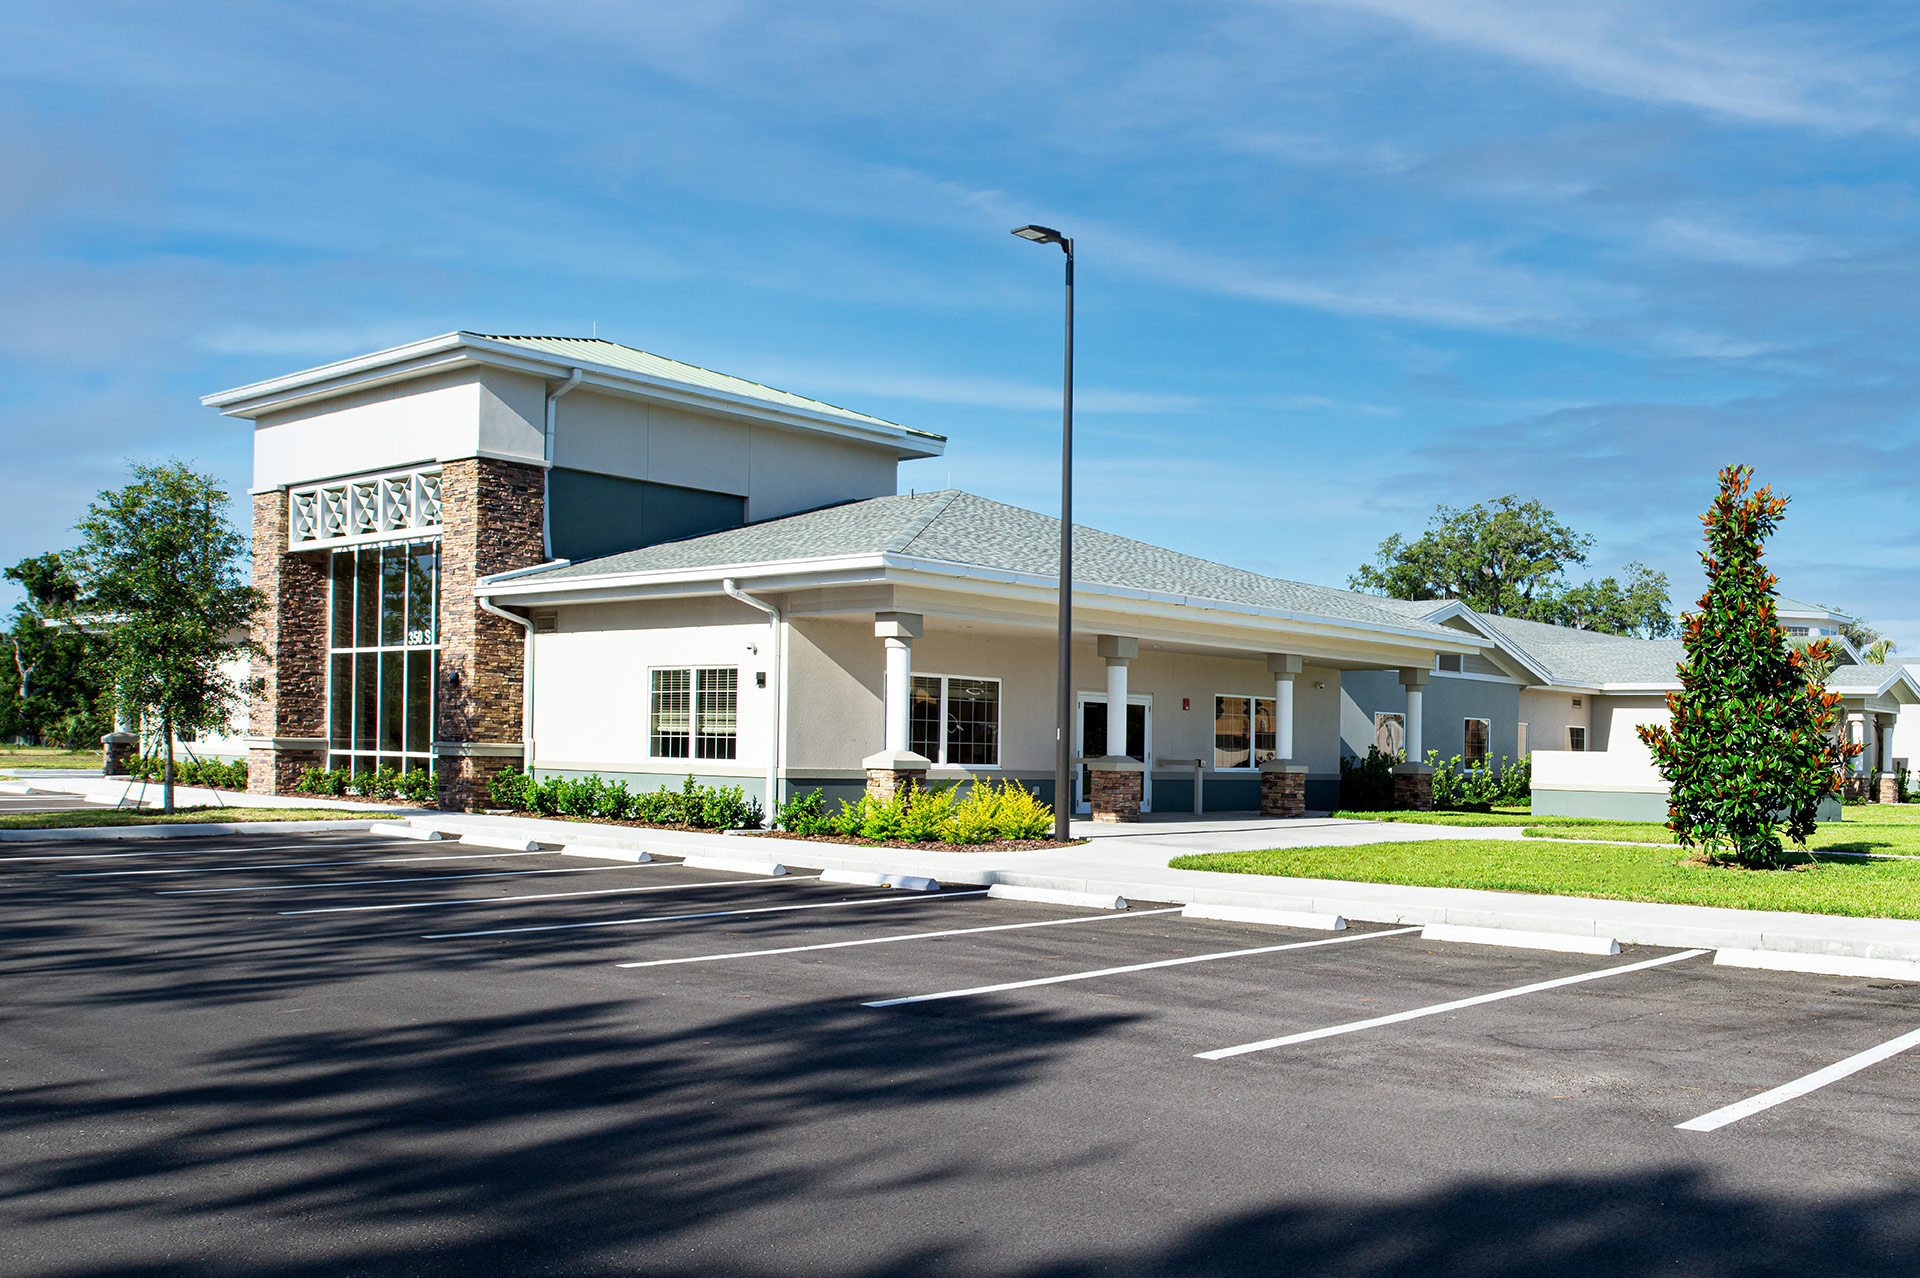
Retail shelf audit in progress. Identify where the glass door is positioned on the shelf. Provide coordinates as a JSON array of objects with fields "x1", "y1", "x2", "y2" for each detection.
[{"x1": 1074, "y1": 693, "x2": 1152, "y2": 814}]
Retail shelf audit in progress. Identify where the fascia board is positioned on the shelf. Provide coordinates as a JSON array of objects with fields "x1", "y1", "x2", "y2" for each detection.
[
  {"x1": 1593, "y1": 682, "x2": 1680, "y2": 693},
  {"x1": 481, "y1": 550, "x2": 1491, "y2": 655},
  {"x1": 883, "y1": 553, "x2": 1490, "y2": 650},
  {"x1": 202, "y1": 334, "x2": 471, "y2": 411},
  {"x1": 203, "y1": 333, "x2": 946, "y2": 459}
]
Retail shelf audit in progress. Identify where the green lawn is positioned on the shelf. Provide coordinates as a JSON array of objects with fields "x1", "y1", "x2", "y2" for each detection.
[
  {"x1": 0, "y1": 745, "x2": 102, "y2": 770},
  {"x1": 0, "y1": 807, "x2": 369, "y2": 831},
  {"x1": 1332, "y1": 808, "x2": 1595, "y2": 829},
  {"x1": 1171, "y1": 835, "x2": 1920, "y2": 919},
  {"x1": 1521, "y1": 804, "x2": 1920, "y2": 856}
]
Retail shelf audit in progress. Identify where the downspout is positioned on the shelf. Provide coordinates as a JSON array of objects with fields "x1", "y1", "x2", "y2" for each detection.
[
  {"x1": 541, "y1": 369, "x2": 584, "y2": 561},
  {"x1": 722, "y1": 578, "x2": 781, "y2": 825},
  {"x1": 477, "y1": 596, "x2": 536, "y2": 777}
]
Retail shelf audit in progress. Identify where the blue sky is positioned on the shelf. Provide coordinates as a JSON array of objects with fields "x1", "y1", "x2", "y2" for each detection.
[{"x1": 4, "y1": 1, "x2": 1919, "y2": 645}]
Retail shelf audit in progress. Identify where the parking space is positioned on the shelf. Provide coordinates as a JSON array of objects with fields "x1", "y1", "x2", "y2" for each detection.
[{"x1": 3, "y1": 826, "x2": 1919, "y2": 1274}]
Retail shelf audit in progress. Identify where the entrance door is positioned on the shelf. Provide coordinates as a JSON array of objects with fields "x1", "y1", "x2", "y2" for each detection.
[{"x1": 1075, "y1": 693, "x2": 1152, "y2": 814}]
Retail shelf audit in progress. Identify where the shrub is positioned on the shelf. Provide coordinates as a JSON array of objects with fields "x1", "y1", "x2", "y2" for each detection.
[
  {"x1": 355, "y1": 765, "x2": 402, "y2": 801},
  {"x1": 397, "y1": 767, "x2": 437, "y2": 806},
  {"x1": 553, "y1": 775, "x2": 603, "y2": 818},
  {"x1": 487, "y1": 768, "x2": 535, "y2": 811},
  {"x1": 775, "y1": 788, "x2": 832, "y2": 835},
  {"x1": 900, "y1": 783, "x2": 957, "y2": 842},
  {"x1": 697, "y1": 783, "x2": 759, "y2": 830},
  {"x1": 298, "y1": 765, "x2": 345, "y2": 797},
  {"x1": 600, "y1": 779, "x2": 635, "y2": 820},
  {"x1": 1339, "y1": 746, "x2": 1399, "y2": 811},
  {"x1": 630, "y1": 787, "x2": 673, "y2": 824}
]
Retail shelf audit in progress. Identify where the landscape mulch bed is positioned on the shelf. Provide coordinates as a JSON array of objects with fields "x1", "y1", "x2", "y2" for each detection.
[
  {"x1": 743, "y1": 830, "x2": 1083, "y2": 853},
  {"x1": 464, "y1": 812, "x2": 1085, "y2": 851}
]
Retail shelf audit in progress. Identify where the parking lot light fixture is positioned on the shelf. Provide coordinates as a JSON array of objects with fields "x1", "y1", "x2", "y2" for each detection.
[{"x1": 1011, "y1": 223, "x2": 1075, "y2": 842}]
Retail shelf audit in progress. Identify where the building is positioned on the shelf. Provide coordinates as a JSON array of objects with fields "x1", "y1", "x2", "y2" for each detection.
[{"x1": 209, "y1": 333, "x2": 1913, "y2": 819}]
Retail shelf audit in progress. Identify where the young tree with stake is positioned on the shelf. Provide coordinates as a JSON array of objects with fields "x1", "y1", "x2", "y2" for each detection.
[
  {"x1": 71, "y1": 461, "x2": 259, "y2": 814},
  {"x1": 1638, "y1": 466, "x2": 1855, "y2": 868}
]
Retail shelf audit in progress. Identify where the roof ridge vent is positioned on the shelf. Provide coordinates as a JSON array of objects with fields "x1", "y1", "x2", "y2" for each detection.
[{"x1": 885, "y1": 489, "x2": 963, "y2": 555}]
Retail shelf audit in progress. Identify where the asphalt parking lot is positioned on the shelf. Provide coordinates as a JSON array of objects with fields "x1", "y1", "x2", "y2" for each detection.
[{"x1": 3, "y1": 828, "x2": 1918, "y2": 1276}]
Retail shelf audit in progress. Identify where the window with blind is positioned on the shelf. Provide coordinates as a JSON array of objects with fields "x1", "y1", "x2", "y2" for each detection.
[{"x1": 651, "y1": 667, "x2": 738, "y2": 760}]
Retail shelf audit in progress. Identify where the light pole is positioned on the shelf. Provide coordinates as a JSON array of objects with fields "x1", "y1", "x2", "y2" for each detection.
[{"x1": 1012, "y1": 223, "x2": 1074, "y2": 842}]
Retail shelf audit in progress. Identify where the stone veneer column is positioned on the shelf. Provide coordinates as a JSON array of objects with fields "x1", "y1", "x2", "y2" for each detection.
[
  {"x1": 247, "y1": 490, "x2": 329, "y2": 795},
  {"x1": 1259, "y1": 765, "x2": 1307, "y2": 818},
  {"x1": 1088, "y1": 764, "x2": 1143, "y2": 822},
  {"x1": 435, "y1": 458, "x2": 546, "y2": 811}
]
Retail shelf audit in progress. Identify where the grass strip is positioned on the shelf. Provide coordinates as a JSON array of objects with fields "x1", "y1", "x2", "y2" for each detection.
[
  {"x1": 0, "y1": 807, "x2": 371, "y2": 830},
  {"x1": 1171, "y1": 837, "x2": 1920, "y2": 920}
]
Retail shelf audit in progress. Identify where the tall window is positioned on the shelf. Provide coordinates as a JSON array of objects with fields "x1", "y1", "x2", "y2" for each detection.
[
  {"x1": 910, "y1": 675, "x2": 1000, "y2": 767},
  {"x1": 1214, "y1": 695, "x2": 1277, "y2": 769},
  {"x1": 651, "y1": 668, "x2": 737, "y2": 760},
  {"x1": 1568, "y1": 726, "x2": 1587, "y2": 752},
  {"x1": 327, "y1": 541, "x2": 439, "y2": 775},
  {"x1": 1463, "y1": 718, "x2": 1490, "y2": 765}
]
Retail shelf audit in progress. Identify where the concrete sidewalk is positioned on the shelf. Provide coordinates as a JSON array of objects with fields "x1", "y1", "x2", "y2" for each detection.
[
  {"x1": 398, "y1": 809, "x2": 1920, "y2": 966},
  {"x1": 0, "y1": 769, "x2": 417, "y2": 816}
]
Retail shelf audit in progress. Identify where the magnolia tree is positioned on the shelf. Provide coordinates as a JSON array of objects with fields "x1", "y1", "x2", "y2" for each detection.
[
  {"x1": 71, "y1": 461, "x2": 259, "y2": 814},
  {"x1": 1638, "y1": 466, "x2": 1855, "y2": 868}
]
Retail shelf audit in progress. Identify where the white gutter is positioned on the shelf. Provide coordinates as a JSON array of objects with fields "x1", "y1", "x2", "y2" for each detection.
[
  {"x1": 482, "y1": 552, "x2": 1491, "y2": 651},
  {"x1": 541, "y1": 368, "x2": 584, "y2": 560},
  {"x1": 722, "y1": 578, "x2": 781, "y2": 823},
  {"x1": 477, "y1": 597, "x2": 537, "y2": 769}
]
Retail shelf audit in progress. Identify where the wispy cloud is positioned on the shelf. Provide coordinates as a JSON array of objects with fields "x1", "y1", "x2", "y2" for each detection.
[{"x1": 1283, "y1": 0, "x2": 1914, "y2": 132}]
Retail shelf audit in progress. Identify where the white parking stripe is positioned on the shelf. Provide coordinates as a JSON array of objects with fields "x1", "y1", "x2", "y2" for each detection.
[
  {"x1": 157, "y1": 864, "x2": 658, "y2": 895},
  {"x1": 282, "y1": 874, "x2": 817, "y2": 915},
  {"x1": 425, "y1": 889, "x2": 992, "y2": 939},
  {"x1": 1676, "y1": 1024, "x2": 1920, "y2": 1132},
  {"x1": 0, "y1": 839, "x2": 390, "y2": 865},
  {"x1": 863, "y1": 926, "x2": 1422, "y2": 1008},
  {"x1": 1197, "y1": 948, "x2": 1708, "y2": 1060},
  {"x1": 62, "y1": 850, "x2": 568, "y2": 878},
  {"x1": 616, "y1": 907, "x2": 1185, "y2": 968}
]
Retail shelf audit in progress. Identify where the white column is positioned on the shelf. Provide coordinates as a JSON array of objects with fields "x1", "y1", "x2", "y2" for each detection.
[
  {"x1": 1399, "y1": 667, "x2": 1430, "y2": 764},
  {"x1": 864, "y1": 612, "x2": 928, "y2": 770},
  {"x1": 884, "y1": 637, "x2": 912, "y2": 755},
  {"x1": 1096, "y1": 636, "x2": 1139, "y2": 759},
  {"x1": 1858, "y1": 709, "x2": 1874, "y2": 775},
  {"x1": 1267, "y1": 654, "x2": 1302, "y2": 760}
]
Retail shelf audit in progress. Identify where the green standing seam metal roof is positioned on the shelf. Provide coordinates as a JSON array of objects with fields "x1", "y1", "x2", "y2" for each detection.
[
  {"x1": 502, "y1": 490, "x2": 1476, "y2": 637},
  {"x1": 470, "y1": 335, "x2": 944, "y2": 441}
]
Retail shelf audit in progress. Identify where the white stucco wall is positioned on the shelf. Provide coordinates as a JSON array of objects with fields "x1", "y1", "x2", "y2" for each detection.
[
  {"x1": 529, "y1": 596, "x2": 773, "y2": 777},
  {"x1": 1518, "y1": 688, "x2": 1590, "y2": 753},
  {"x1": 1589, "y1": 694, "x2": 1670, "y2": 753},
  {"x1": 252, "y1": 371, "x2": 490, "y2": 489}
]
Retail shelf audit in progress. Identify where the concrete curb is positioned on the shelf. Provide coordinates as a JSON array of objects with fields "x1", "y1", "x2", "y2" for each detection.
[
  {"x1": 1714, "y1": 948, "x2": 1920, "y2": 981},
  {"x1": 1183, "y1": 903, "x2": 1345, "y2": 931},
  {"x1": 373, "y1": 810, "x2": 1920, "y2": 965},
  {"x1": 0, "y1": 820, "x2": 381, "y2": 843},
  {"x1": 1422, "y1": 923, "x2": 1620, "y2": 956},
  {"x1": 988, "y1": 884, "x2": 1127, "y2": 910}
]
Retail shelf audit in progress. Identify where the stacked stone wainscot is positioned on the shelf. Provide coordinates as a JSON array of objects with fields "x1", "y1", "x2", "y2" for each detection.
[
  {"x1": 248, "y1": 490, "x2": 329, "y2": 795},
  {"x1": 436, "y1": 458, "x2": 547, "y2": 811}
]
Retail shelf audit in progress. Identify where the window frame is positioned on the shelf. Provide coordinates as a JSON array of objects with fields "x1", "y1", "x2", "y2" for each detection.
[
  {"x1": 1213, "y1": 693, "x2": 1278, "y2": 771},
  {"x1": 1462, "y1": 717, "x2": 1492, "y2": 766},
  {"x1": 648, "y1": 665, "x2": 741, "y2": 762},
  {"x1": 909, "y1": 672, "x2": 1003, "y2": 769},
  {"x1": 324, "y1": 539, "x2": 441, "y2": 777},
  {"x1": 1567, "y1": 725, "x2": 1587, "y2": 752}
]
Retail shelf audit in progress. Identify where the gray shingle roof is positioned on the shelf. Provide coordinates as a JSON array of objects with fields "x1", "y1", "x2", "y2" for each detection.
[
  {"x1": 1823, "y1": 664, "x2": 1904, "y2": 691},
  {"x1": 509, "y1": 490, "x2": 1466, "y2": 636},
  {"x1": 470, "y1": 334, "x2": 942, "y2": 439},
  {"x1": 1472, "y1": 612, "x2": 1686, "y2": 686}
]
